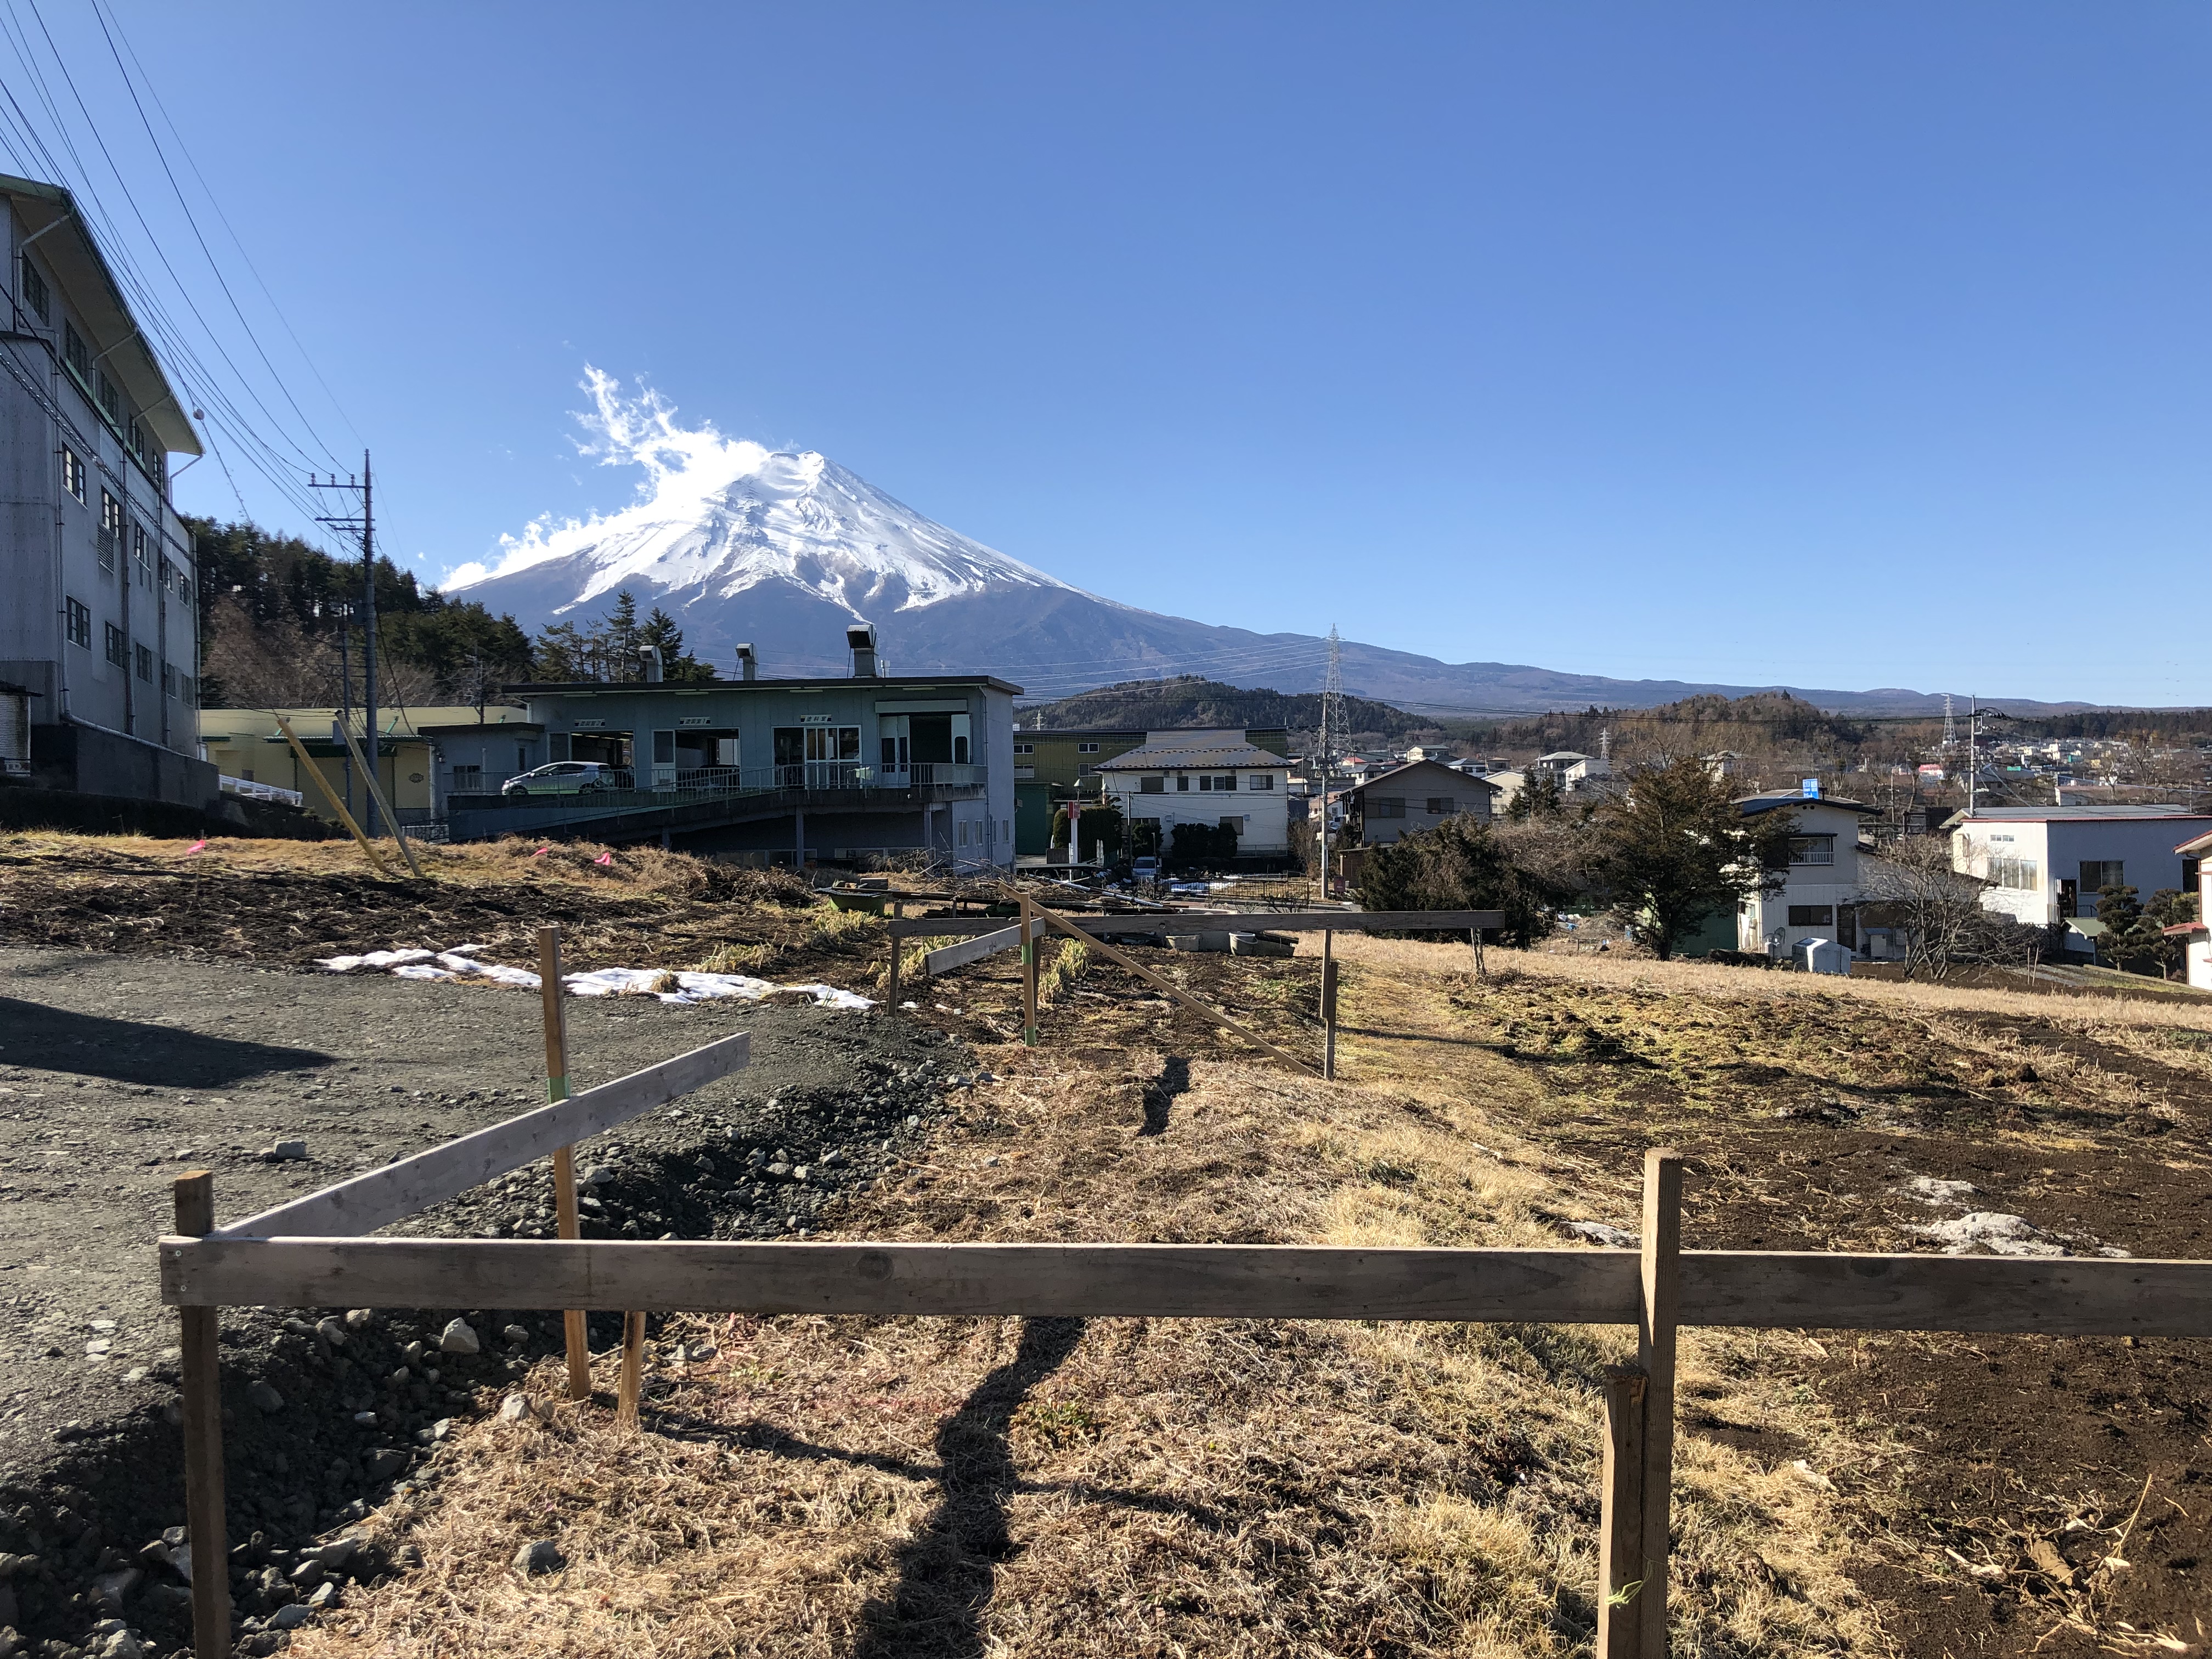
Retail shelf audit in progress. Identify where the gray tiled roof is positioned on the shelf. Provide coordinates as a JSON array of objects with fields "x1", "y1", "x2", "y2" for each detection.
[{"x1": 1093, "y1": 736, "x2": 1290, "y2": 771}]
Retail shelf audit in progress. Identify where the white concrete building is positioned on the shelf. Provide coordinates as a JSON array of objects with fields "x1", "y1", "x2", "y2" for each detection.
[
  {"x1": 1735, "y1": 793, "x2": 1883, "y2": 958},
  {"x1": 1946, "y1": 807, "x2": 2212, "y2": 950},
  {"x1": 1094, "y1": 729, "x2": 1292, "y2": 857},
  {"x1": 0, "y1": 173, "x2": 209, "y2": 806}
]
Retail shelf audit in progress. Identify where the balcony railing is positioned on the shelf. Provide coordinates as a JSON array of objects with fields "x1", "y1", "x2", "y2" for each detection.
[{"x1": 448, "y1": 761, "x2": 985, "y2": 814}]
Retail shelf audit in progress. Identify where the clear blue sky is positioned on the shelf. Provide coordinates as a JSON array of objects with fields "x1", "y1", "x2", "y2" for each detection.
[{"x1": 16, "y1": 2, "x2": 2209, "y2": 704}]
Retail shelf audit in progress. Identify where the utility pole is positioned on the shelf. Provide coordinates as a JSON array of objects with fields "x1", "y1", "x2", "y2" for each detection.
[
  {"x1": 312, "y1": 454, "x2": 379, "y2": 834},
  {"x1": 1317, "y1": 625, "x2": 1345, "y2": 897}
]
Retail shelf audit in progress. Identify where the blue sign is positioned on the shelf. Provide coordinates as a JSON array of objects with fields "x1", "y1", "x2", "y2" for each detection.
[{"x1": 1801, "y1": 778, "x2": 1820, "y2": 799}]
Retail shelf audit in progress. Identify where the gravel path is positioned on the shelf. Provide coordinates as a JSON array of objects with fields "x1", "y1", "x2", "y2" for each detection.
[{"x1": 0, "y1": 947, "x2": 969, "y2": 1658}]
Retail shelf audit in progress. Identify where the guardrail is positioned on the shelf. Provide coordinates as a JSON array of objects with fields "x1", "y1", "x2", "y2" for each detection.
[{"x1": 217, "y1": 775, "x2": 304, "y2": 806}]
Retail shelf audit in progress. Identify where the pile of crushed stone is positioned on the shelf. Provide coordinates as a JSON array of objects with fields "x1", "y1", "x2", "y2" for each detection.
[{"x1": 315, "y1": 945, "x2": 873, "y2": 1009}]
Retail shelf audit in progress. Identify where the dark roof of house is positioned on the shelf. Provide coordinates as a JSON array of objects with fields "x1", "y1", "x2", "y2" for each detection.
[
  {"x1": 1736, "y1": 793, "x2": 1881, "y2": 817},
  {"x1": 1345, "y1": 759, "x2": 1502, "y2": 795},
  {"x1": 1945, "y1": 805, "x2": 2212, "y2": 824},
  {"x1": 1093, "y1": 732, "x2": 1292, "y2": 770}
]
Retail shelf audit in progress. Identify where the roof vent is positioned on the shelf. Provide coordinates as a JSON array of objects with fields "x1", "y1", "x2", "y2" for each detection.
[
  {"x1": 847, "y1": 622, "x2": 879, "y2": 678},
  {"x1": 735, "y1": 643, "x2": 757, "y2": 682}
]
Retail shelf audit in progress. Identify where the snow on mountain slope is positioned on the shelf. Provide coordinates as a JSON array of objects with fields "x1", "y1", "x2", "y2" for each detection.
[
  {"x1": 444, "y1": 370, "x2": 1082, "y2": 621},
  {"x1": 442, "y1": 375, "x2": 2069, "y2": 713}
]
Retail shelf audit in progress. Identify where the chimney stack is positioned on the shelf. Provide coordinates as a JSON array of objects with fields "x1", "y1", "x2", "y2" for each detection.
[
  {"x1": 846, "y1": 622, "x2": 879, "y2": 678},
  {"x1": 641, "y1": 646, "x2": 663, "y2": 684},
  {"x1": 735, "y1": 644, "x2": 757, "y2": 682}
]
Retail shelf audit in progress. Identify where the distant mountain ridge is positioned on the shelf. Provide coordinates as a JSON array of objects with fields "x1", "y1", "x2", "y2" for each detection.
[{"x1": 447, "y1": 431, "x2": 2104, "y2": 715}]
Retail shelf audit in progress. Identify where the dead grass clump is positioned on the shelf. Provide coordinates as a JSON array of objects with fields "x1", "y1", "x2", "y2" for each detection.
[{"x1": 1037, "y1": 938, "x2": 1091, "y2": 1006}]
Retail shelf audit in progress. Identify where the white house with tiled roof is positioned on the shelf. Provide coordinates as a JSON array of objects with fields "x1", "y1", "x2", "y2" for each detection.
[
  {"x1": 1735, "y1": 792, "x2": 1882, "y2": 957},
  {"x1": 1094, "y1": 729, "x2": 1292, "y2": 856}
]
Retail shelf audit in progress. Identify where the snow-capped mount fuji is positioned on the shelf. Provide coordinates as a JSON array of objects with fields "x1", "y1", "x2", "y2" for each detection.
[
  {"x1": 444, "y1": 385, "x2": 2061, "y2": 713},
  {"x1": 444, "y1": 435, "x2": 1300, "y2": 695}
]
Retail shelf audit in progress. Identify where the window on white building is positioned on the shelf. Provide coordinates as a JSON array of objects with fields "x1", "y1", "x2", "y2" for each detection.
[
  {"x1": 1787, "y1": 834, "x2": 1835, "y2": 866},
  {"x1": 1139, "y1": 775, "x2": 1164, "y2": 793},
  {"x1": 2080, "y1": 860, "x2": 2125, "y2": 893},
  {"x1": 1247, "y1": 774, "x2": 1274, "y2": 790},
  {"x1": 1787, "y1": 905, "x2": 1834, "y2": 927}
]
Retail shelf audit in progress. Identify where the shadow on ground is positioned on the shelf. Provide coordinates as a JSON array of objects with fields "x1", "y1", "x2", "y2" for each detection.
[
  {"x1": 0, "y1": 997, "x2": 332, "y2": 1086},
  {"x1": 852, "y1": 1317, "x2": 1086, "y2": 1658}
]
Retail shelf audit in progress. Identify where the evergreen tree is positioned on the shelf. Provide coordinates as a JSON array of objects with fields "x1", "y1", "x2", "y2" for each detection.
[
  {"x1": 1581, "y1": 755, "x2": 1799, "y2": 959},
  {"x1": 1355, "y1": 815, "x2": 1567, "y2": 946}
]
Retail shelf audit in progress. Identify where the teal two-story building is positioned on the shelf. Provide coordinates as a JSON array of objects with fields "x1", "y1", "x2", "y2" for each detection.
[{"x1": 453, "y1": 642, "x2": 1019, "y2": 869}]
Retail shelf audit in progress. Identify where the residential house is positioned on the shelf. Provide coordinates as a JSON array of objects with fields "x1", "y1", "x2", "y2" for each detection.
[
  {"x1": 1946, "y1": 805, "x2": 2212, "y2": 955},
  {"x1": 1339, "y1": 759, "x2": 1499, "y2": 847},
  {"x1": 1735, "y1": 792, "x2": 1883, "y2": 958},
  {"x1": 1007, "y1": 724, "x2": 1289, "y2": 856},
  {"x1": 1093, "y1": 729, "x2": 1293, "y2": 861},
  {"x1": 0, "y1": 173, "x2": 209, "y2": 808},
  {"x1": 490, "y1": 651, "x2": 1018, "y2": 866}
]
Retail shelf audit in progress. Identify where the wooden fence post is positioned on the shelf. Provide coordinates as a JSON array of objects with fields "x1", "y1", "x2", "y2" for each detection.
[
  {"x1": 1638, "y1": 1148, "x2": 1685, "y2": 1658},
  {"x1": 174, "y1": 1171, "x2": 231, "y2": 1659},
  {"x1": 538, "y1": 928, "x2": 592, "y2": 1401},
  {"x1": 1596, "y1": 1364, "x2": 1648, "y2": 1657},
  {"x1": 886, "y1": 899, "x2": 902, "y2": 1011},
  {"x1": 617, "y1": 1310, "x2": 647, "y2": 1429},
  {"x1": 1321, "y1": 930, "x2": 1338, "y2": 1082},
  {"x1": 1020, "y1": 895, "x2": 1039, "y2": 1046}
]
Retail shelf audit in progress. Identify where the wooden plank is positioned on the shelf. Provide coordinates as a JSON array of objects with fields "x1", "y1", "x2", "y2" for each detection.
[
  {"x1": 922, "y1": 919, "x2": 1044, "y2": 975},
  {"x1": 160, "y1": 1239, "x2": 1641, "y2": 1320},
  {"x1": 1028, "y1": 901, "x2": 1319, "y2": 1076},
  {"x1": 214, "y1": 1031, "x2": 752, "y2": 1240},
  {"x1": 1637, "y1": 1149, "x2": 1684, "y2": 1659},
  {"x1": 273, "y1": 714, "x2": 390, "y2": 879},
  {"x1": 156, "y1": 1236, "x2": 2212, "y2": 1336},
  {"x1": 173, "y1": 1173, "x2": 231, "y2": 1659},
  {"x1": 332, "y1": 718, "x2": 425, "y2": 878},
  {"x1": 1678, "y1": 1251, "x2": 2212, "y2": 1338},
  {"x1": 538, "y1": 927, "x2": 592, "y2": 1402},
  {"x1": 1595, "y1": 1365, "x2": 1647, "y2": 1659},
  {"x1": 892, "y1": 913, "x2": 1128, "y2": 940}
]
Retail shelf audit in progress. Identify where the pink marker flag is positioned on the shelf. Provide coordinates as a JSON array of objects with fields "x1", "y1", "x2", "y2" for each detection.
[
  {"x1": 532, "y1": 845, "x2": 552, "y2": 857},
  {"x1": 183, "y1": 839, "x2": 208, "y2": 855},
  {"x1": 594, "y1": 851, "x2": 613, "y2": 866}
]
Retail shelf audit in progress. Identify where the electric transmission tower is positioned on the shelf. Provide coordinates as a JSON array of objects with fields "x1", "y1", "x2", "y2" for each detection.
[
  {"x1": 1314, "y1": 626, "x2": 1346, "y2": 889},
  {"x1": 1942, "y1": 693, "x2": 1957, "y2": 752}
]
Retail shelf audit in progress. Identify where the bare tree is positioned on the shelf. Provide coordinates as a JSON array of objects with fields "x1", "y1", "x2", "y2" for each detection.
[{"x1": 1858, "y1": 836, "x2": 2050, "y2": 978}]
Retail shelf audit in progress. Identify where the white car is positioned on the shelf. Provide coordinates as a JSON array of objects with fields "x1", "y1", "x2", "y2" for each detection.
[{"x1": 501, "y1": 761, "x2": 628, "y2": 798}]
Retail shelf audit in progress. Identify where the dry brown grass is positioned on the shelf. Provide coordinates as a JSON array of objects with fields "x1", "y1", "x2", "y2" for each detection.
[
  {"x1": 1320, "y1": 934, "x2": 2212, "y2": 1033},
  {"x1": 293, "y1": 1040, "x2": 1888, "y2": 1659}
]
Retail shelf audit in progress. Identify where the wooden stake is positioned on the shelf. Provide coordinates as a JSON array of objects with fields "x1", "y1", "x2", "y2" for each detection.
[
  {"x1": 616, "y1": 1309, "x2": 647, "y2": 1428},
  {"x1": 272, "y1": 714, "x2": 390, "y2": 878},
  {"x1": 1596, "y1": 1365, "x2": 1648, "y2": 1658},
  {"x1": 538, "y1": 928, "x2": 591, "y2": 1401},
  {"x1": 1020, "y1": 895, "x2": 1039, "y2": 1046},
  {"x1": 886, "y1": 897, "x2": 902, "y2": 1011},
  {"x1": 1638, "y1": 1148, "x2": 1685, "y2": 1658},
  {"x1": 1321, "y1": 930, "x2": 1338, "y2": 1082},
  {"x1": 173, "y1": 1171, "x2": 231, "y2": 1659},
  {"x1": 332, "y1": 717, "x2": 425, "y2": 878},
  {"x1": 1027, "y1": 899, "x2": 1318, "y2": 1076},
  {"x1": 1471, "y1": 924, "x2": 1485, "y2": 978}
]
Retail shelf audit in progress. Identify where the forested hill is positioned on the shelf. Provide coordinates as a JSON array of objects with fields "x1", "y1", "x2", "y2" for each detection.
[
  {"x1": 189, "y1": 519, "x2": 709, "y2": 710},
  {"x1": 1024, "y1": 676, "x2": 1427, "y2": 746}
]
